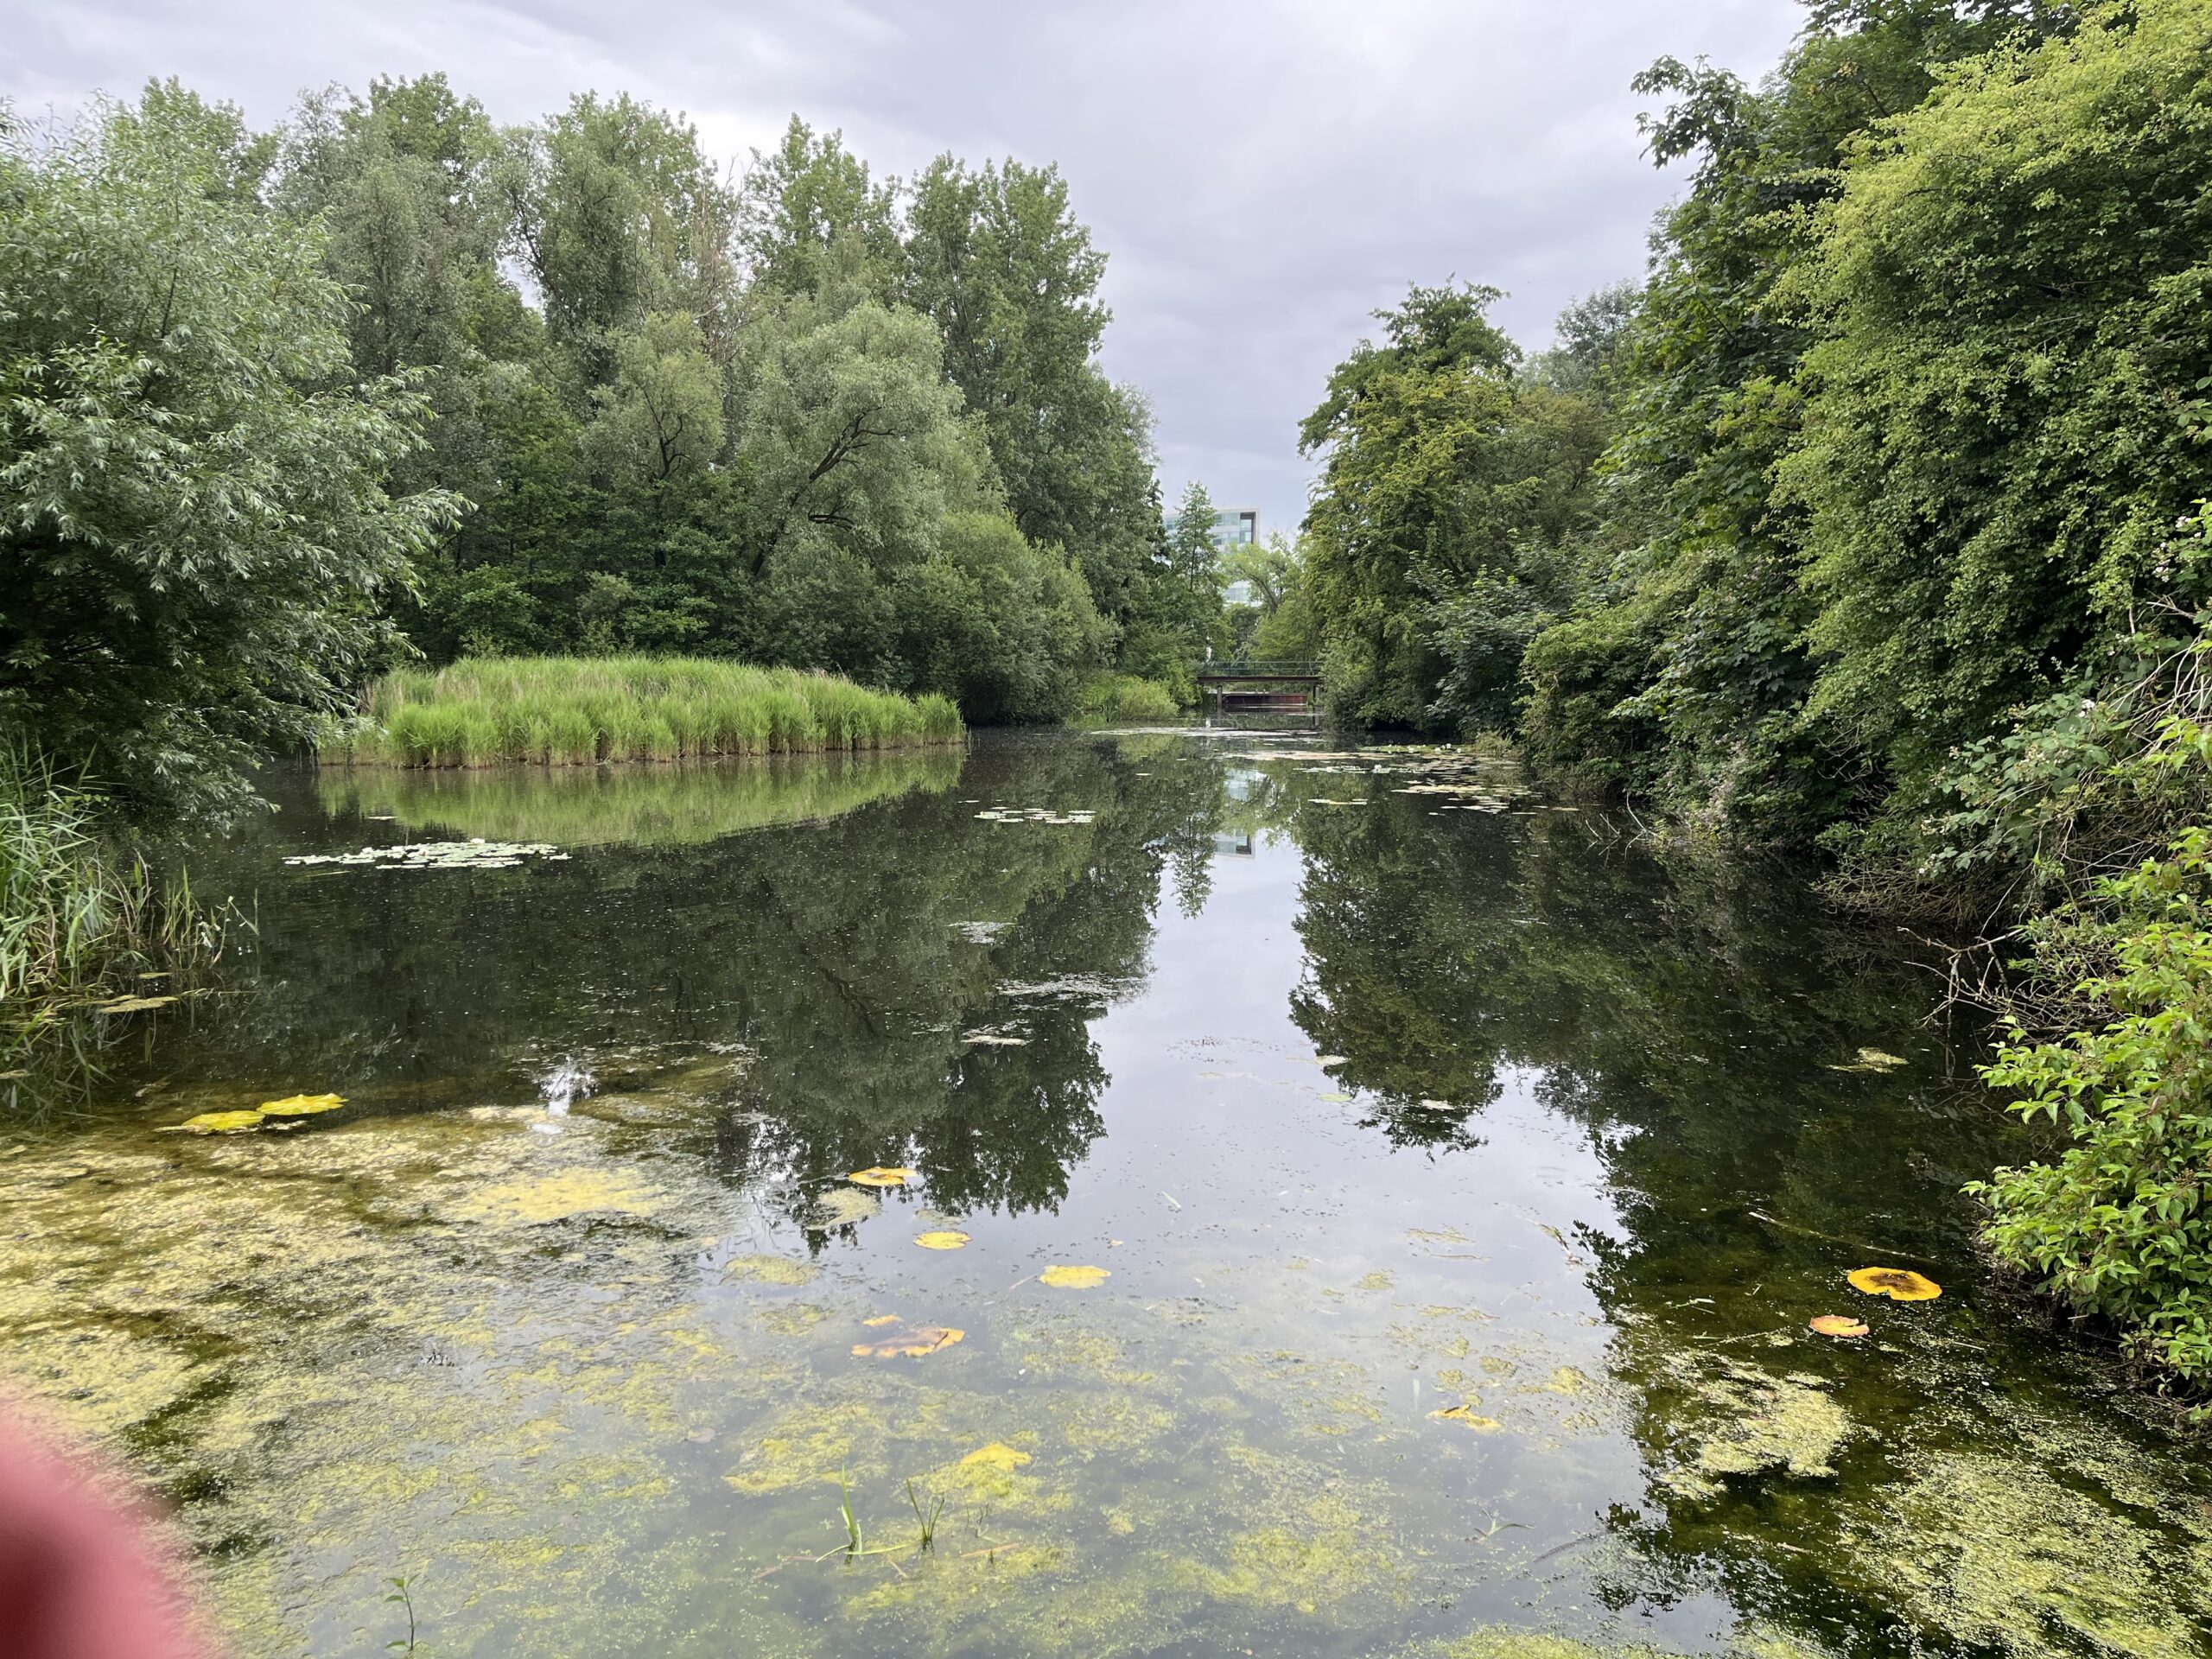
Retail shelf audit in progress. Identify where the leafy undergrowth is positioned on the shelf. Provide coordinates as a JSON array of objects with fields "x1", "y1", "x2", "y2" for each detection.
[{"x1": 1975, "y1": 828, "x2": 2212, "y2": 1393}]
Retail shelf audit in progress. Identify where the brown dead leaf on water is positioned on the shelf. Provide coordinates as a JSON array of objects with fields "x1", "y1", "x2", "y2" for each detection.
[
  {"x1": 852, "y1": 1317, "x2": 965, "y2": 1358},
  {"x1": 1430, "y1": 1404, "x2": 1503, "y2": 1432}
]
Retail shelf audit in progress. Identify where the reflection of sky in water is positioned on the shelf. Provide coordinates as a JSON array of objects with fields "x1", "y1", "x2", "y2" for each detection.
[{"x1": 1, "y1": 732, "x2": 2208, "y2": 1657}]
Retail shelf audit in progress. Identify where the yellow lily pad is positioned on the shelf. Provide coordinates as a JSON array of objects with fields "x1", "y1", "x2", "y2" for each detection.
[
  {"x1": 1810, "y1": 1314, "x2": 1871, "y2": 1338},
  {"x1": 959, "y1": 1441, "x2": 1032, "y2": 1471},
  {"x1": 1847, "y1": 1267, "x2": 1942, "y2": 1301},
  {"x1": 848, "y1": 1166, "x2": 917, "y2": 1188},
  {"x1": 1039, "y1": 1264, "x2": 1109, "y2": 1289},
  {"x1": 177, "y1": 1110, "x2": 266, "y2": 1135},
  {"x1": 851, "y1": 1318, "x2": 965, "y2": 1358},
  {"x1": 1430, "y1": 1405, "x2": 1503, "y2": 1432},
  {"x1": 914, "y1": 1230, "x2": 970, "y2": 1250},
  {"x1": 257, "y1": 1093, "x2": 347, "y2": 1117}
]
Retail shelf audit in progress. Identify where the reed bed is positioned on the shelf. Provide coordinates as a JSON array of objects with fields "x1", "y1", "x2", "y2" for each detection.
[
  {"x1": 0, "y1": 751, "x2": 220, "y2": 1014},
  {"x1": 322, "y1": 658, "x2": 965, "y2": 769}
]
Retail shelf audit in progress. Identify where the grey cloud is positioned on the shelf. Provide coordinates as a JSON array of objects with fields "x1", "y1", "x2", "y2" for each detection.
[{"x1": 3, "y1": 0, "x2": 1804, "y2": 532}]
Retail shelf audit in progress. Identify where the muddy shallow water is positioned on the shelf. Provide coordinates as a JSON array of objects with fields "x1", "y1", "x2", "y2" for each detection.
[{"x1": 3, "y1": 728, "x2": 2208, "y2": 1658}]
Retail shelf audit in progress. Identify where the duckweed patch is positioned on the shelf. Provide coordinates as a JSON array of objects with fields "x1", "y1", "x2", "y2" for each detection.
[
  {"x1": 454, "y1": 1169, "x2": 669, "y2": 1225},
  {"x1": 722, "y1": 1253, "x2": 817, "y2": 1287},
  {"x1": 1650, "y1": 1356, "x2": 1865, "y2": 1499},
  {"x1": 1859, "y1": 1449, "x2": 2212, "y2": 1659}
]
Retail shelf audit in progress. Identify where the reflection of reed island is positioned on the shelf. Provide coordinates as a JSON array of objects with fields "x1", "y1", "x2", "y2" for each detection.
[{"x1": 316, "y1": 746, "x2": 961, "y2": 849}]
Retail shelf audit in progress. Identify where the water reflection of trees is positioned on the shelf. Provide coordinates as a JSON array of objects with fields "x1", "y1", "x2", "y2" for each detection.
[
  {"x1": 117, "y1": 736, "x2": 1235, "y2": 1218},
  {"x1": 1281, "y1": 795, "x2": 2212, "y2": 1656}
]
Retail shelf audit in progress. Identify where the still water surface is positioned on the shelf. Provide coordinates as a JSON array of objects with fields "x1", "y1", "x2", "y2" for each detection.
[{"x1": 3, "y1": 728, "x2": 2209, "y2": 1658}]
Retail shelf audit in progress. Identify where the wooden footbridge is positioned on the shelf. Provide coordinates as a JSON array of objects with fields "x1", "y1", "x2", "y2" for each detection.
[{"x1": 1193, "y1": 658, "x2": 1321, "y2": 715}]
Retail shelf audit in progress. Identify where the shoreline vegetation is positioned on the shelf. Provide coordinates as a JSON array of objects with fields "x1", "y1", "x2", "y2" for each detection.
[
  {"x1": 0, "y1": 753, "x2": 240, "y2": 1065},
  {"x1": 318, "y1": 658, "x2": 964, "y2": 769}
]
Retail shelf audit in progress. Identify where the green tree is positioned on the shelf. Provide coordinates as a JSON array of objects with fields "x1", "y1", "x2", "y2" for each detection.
[
  {"x1": 1788, "y1": 0, "x2": 2212, "y2": 808},
  {"x1": 733, "y1": 288, "x2": 984, "y2": 579},
  {"x1": 1300, "y1": 283, "x2": 1605, "y2": 731},
  {"x1": 0, "y1": 85, "x2": 455, "y2": 819},
  {"x1": 516, "y1": 92, "x2": 734, "y2": 387},
  {"x1": 738, "y1": 118, "x2": 903, "y2": 302},
  {"x1": 1518, "y1": 0, "x2": 2068, "y2": 834}
]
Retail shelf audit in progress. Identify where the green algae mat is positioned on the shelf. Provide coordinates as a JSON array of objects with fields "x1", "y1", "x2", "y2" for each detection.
[{"x1": 2, "y1": 733, "x2": 2207, "y2": 1657}]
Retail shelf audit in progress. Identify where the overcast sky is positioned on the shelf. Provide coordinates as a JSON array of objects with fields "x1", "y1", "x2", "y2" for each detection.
[{"x1": 4, "y1": 1, "x2": 1805, "y2": 534}]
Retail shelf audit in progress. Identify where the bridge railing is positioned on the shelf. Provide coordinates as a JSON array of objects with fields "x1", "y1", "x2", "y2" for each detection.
[{"x1": 1192, "y1": 658, "x2": 1319, "y2": 679}]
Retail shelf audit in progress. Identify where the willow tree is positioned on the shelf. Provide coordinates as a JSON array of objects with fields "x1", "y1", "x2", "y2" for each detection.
[{"x1": 0, "y1": 85, "x2": 454, "y2": 819}]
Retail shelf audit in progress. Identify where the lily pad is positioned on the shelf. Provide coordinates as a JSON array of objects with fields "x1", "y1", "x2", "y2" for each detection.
[
  {"x1": 175, "y1": 1110, "x2": 266, "y2": 1135},
  {"x1": 1809, "y1": 1314, "x2": 1871, "y2": 1338},
  {"x1": 1847, "y1": 1267, "x2": 1941, "y2": 1301},
  {"x1": 283, "y1": 838, "x2": 563, "y2": 873},
  {"x1": 848, "y1": 1166, "x2": 918, "y2": 1188},
  {"x1": 257, "y1": 1093, "x2": 346, "y2": 1117},
  {"x1": 914, "y1": 1231, "x2": 971, "y2": 1250},
  {"x1": 1039, "y1": 1264, "x2": 1110, "y2": 1289}
]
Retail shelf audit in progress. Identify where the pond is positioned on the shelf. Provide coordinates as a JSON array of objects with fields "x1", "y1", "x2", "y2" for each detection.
[{"x1": 2, "y1": 728, "x2": 2207, "y2": 1658}]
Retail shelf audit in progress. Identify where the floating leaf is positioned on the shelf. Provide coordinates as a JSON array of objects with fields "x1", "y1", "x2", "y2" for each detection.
[
  {"x1": 1847, "y1": 1267, "x2": 1941, "y2": 1301},
  {"x1": 851, "y1": 1319, "x2": 966, "y2": 1358},
  {"x1": 914, "y1": 1230, "x2": 970, "y2": 1250},
  {"x1": 176, "y1": 1110, "x2": 265, "y2": 1135},
  {"x1": 258, "y1": 1093, "x2": 346, "y2": 1117},
  {"x1": 95, "y1": 995, "x2": 178, "y2": 1015},
  {"x1": 1429, "y1": 1405, "x2": 1503, "y2": 1432},
  {"x1": 1809, "y1": 1314, "x2": 1871, "y2": 1338},
  {"x1": 848, "y1": 1166, "x2": 917, "y2": 1188},
  {"x1": 1039, "y1": 1264, "x2": 1109, "y2": 1289},
  {"x1": 959, "y1": 1442, "x2": 1031, "y2": 1471},
  {"x1": 283, "y1": 839, "x2": 563, "y2": 873},
  {"x1": 1827, "y1": 1046, "x2": 1911, "y2": 1074}
]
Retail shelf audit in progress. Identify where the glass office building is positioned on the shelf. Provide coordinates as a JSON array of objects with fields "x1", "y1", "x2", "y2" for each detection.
[{"x1": 1166, "y1": 507, "x2": 1259, "y2": 549}]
